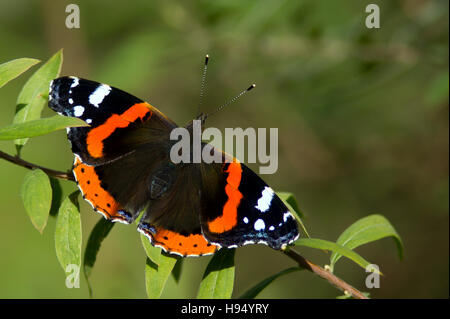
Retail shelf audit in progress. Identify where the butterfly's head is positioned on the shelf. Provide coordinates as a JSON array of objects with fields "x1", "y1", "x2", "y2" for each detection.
[
  {"x1": 185, "y1": 112, "x2": 207, "y2": 134},
  {"x1": 196, "y1": 112, "x2": 208, "y2": 126}
]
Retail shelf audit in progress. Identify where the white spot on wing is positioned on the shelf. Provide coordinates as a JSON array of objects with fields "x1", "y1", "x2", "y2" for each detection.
[
  {"x1": 291, "y1": 233, "x2": 300, "y2": 243},
  {"x1": 243, "y1": 217, "x2": 249, "y2": 224},
  {"x1": 283, "y1": 211, "x2": 293, "y2": 222},
  {"x1": 86, "y1": 118, "x2": 92, "y2": 124},
  {"x1": 70, "y1": 77, "x2": 79, "y2": 88},
  {"x1": 254, "y1": 186, "x2": 274, "y2": 212},
  {"x1": 73, "y1": 105, "x2": 85, "y2": 117},
  {"x1": 254, "y1": 219, "x2": 265, "y2": 231},
  {"x1": 89, "y1": 84, "x2": 111, "y2": 107},
  {"x1": 69, "y1": 98, "x2": 74, "y2": 104}
]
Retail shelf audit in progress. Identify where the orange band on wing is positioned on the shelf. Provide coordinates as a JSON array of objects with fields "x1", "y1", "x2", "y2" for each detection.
[
  {"x1": 73, "y1": 157, "x2": 122, "y2": 220},
  {"x1": 207, "y1": 161, "x2": 243, "y2": 234},
  {"x1": 146, "y1": 227, "x2": 219, "y2": 256},
  {"x1": 86, "y1": 103, "x2": 152, "y2": 158}
]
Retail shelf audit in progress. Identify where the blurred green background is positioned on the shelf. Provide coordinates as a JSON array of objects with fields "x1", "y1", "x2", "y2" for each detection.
[{"x1": 0, "y1": 0, "x2": 448, "y2": 298}]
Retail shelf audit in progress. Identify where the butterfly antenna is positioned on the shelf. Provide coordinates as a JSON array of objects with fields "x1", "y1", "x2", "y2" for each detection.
[
  {"x1": 205, "y1": 84, "x2": 256, "y2": 120},
  {"x1": 197, "y1": 54, "x2": 210, "y2": 117}
]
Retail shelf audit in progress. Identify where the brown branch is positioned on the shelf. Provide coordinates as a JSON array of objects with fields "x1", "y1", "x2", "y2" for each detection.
[
  {"x1": 0, "y1": 149, "x2": 74, "y2": 181},
  {"x1": 283, "y1": 248, "x2": 368, "y2": 299}
]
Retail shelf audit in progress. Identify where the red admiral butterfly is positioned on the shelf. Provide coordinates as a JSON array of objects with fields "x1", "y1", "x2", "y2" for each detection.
[{"x1": 48, "y1": 76, "x2": 299, "y2": 257}]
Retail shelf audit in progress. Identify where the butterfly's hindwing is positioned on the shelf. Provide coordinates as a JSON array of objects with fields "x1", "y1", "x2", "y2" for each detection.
[
  {"x1": 200, "y1": 161, "x2": 299, "y2": 249},
  {"x1": 137, "y1": 162, "x2": 221, "y2": 257}
]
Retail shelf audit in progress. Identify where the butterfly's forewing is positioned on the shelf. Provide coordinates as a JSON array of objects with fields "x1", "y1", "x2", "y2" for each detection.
[
  {"x1": 49, "y1": 77, "x2": 176, "y2": 223},
  {"x1": 49, "y1": 77, "x2": 176, "y2": 166}
]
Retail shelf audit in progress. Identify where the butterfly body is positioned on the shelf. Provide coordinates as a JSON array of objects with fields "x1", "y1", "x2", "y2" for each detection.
[{"x1": 49, "y1": 76, "x2": 299, "y2": 257}]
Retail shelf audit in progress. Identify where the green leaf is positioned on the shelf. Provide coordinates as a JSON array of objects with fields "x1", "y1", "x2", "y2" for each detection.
[
  {"x1": 139, "y1": 221, "x2": 180, "y2": 297},
  {"x1": 295, "y1": 238, "x2": 380, "y2": 274},
  {"x1": 145, "y1": 253, "x2": 178, "y2": 299},
  {"x1": 336, "y1": 292, "x2": 352, "y2": 299},
  {"x1": 13, "y1": 50, "x2": 63, "y2": 150},
  {"x1": 20, "y1": 169, "x2": 52, "y2": 233},
  {"x1": 83, "y1": 217, "x2": 115, "y2": 298},
  {"x1": 0, "y1": 58, "x2": 40, "y2": 88},
  {"x1": 140, "y1": 233, "x2": 161, "y2": 266},
  {"x1": 55, "y1": 192, "x2": 82, "y2": 272},
  {"x1": 172, "y1": 258, "x2": 184, "y2": 284},
  {"x1": 49, "y1": 177, "x2": 64, "y2": 217},
  {"x1": 239, "y1": 267, "x2": 301, "y2": 299},
  {"x1": 0, "y1": 115, "x2": 88, "y2": 140},
  {"x1": 277, "y1": 192, "x2": 304, "y2": 219},
  {"x1": 277, "y1": 191, "x2": 310, "y2": 238},
  {"x1": 197, "y1": 249, "x2": 236, "y2": 299},
  {"x1": 83, "y1": 218, "x2": 115, "y2": 277},
  {"x1": 329, "y1": 214, "x2": 403, "y2": 272}
]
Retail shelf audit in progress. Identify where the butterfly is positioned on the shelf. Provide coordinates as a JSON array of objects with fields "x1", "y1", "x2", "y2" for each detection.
[{"x1": 48, "y1": 76, "x2": 299, "y2": 257}]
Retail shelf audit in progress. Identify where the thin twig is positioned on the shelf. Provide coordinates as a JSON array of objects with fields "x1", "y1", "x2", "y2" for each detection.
[
  {"x1": 0, "y1": 149, "x2": 74, "y2": 181},
  {"x1": 283, "y1": 248, "x2": 368, "y2": 299}
]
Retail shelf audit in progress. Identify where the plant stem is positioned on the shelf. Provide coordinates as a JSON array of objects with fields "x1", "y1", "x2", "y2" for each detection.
[
  {"x1": 283, "y1": 248, "x2": 369, "y2": 299},
  {"x1": 0, "y1": 149, "x2": 74, "y2": 181},
  {"x1": 1, "y1": 148, "x2": 369, "y2": 299}
]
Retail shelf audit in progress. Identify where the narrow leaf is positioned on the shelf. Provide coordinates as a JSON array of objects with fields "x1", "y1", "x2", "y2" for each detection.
[
  {"x1": 49, "y1": 177, "x2": 64, "y2": 217},
  {"x1": 277, "y1": 192, "x2": 305, "y2": 219},
  {"x1": 83, "y1": 218, "x2": 115, "y2": 277},
  {"x1": 172, "y1": 258, "x2": 184, "y2": 284},
  {"x1": 329, "y1": 214, "x2": 403, "y2": 271},
  {"x1": 239, "y1": 267, "x2": 301, "y2": 299},
  {"x1": 20, "y1": 169, "x2": 52, "y2": 233},
  {"x1": 140, "y1": 233, "x2": 161, "y2": 266},
  {"x1": 55, "y1": 192, "x2": 82, "y2": 271},
  {"x1": 277, "y1": 191, "x2": 310, "y2": 238},
  {"x1": 0, "y1": 58, "x2": 40, "y2": 88},
  {"x1": 0, "y1": 115, "x2": 88, "y2": 140},
  {"x1": 295, "y1": 238, "x2": 380, "y2": 274},
  {"x1": 13, "y1": 50, "x2": 63, "y2": 149},
  {"x1": 145, "y1": 253, "x2": 178, "y2": 299},
  {"x1": 83, "y1": 217, "x2": 115, "y2": 297},
  {"x1": 197, "y1": 249, "x2": 236, "y2": 299}
]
